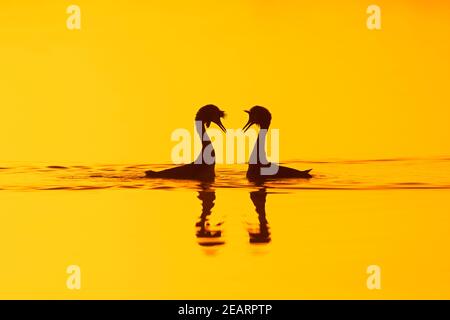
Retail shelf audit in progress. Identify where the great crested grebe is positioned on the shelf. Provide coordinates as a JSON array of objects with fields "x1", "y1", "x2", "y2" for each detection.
[
  {"x1": 243, "y1": 106, "x2": 312, "y2": 180},
  {"x1": 145, "y1": 104, "x2": 226, "y2": 181}
]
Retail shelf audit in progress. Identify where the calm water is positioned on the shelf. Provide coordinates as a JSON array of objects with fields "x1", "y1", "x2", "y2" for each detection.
[
  {"x1": 1, "y1": 158, "x2": 450, "y2": 191},
  {"x1": 1, "y1": 158, "x2": 449, "y2": 298}
]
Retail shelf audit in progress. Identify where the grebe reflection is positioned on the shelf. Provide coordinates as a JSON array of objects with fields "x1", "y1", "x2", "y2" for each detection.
[
  {"x1": 248, "y1": 187, "x2": 271, "y2": 244},
  {"x1": 194, "y1": 183, "x2": 271, "y2": 247},
  {"x1": 195, "y1": 183, "x2": 225, "y2": 247}
]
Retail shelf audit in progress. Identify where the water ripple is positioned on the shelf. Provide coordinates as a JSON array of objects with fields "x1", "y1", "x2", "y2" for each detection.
[{"x1": 0, "y1": 158, "x2": 449, "y2": 192}]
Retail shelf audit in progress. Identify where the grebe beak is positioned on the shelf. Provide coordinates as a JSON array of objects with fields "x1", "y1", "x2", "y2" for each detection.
[
  {"x1": 243, "y1": 110, "x2": 253, "y2": 132},
  {"x1": 243, "y1": 120, "x2": 254, "y2": 132},
  {"x1": 215, "y1": 119, "x2": 227, "y2": 133}
]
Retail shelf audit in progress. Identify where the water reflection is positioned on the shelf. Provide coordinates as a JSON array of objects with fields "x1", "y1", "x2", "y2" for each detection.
[
  {"x1": 195, "y1": 183, "x2": 225, "y2": 247},
  {"x1": 248, "y1": 187, "x2": 271, "y2": 244},
  {"x1": 195, "y1": 182, "x2": 271, "y2": 247}
]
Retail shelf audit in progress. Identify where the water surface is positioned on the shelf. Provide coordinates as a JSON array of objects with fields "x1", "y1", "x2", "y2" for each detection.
[
  {"x1": 1, "y1": 158, "x2": 449, "y2": 191},
  {"x1": 0, "y1": 158, "x2": 449, "y2": 299}
]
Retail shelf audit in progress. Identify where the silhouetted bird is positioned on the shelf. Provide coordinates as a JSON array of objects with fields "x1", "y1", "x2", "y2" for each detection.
[
  {"x1": 145, "y1": 104, "x2": 226, "y2": 181},
  {"x1": 243, "y1": 106, "x2": 312, "y2": 180}
]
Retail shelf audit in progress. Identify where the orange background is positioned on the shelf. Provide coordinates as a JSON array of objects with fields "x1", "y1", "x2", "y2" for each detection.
[{"x1": 0, "y1": 0, "x2": 449, "y2": 164}]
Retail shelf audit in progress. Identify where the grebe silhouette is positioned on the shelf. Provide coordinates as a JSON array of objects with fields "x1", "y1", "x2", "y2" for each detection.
[
  {"x1": 243, "y1": 106, "x2": 312, "y2": 180},
  {"x1": 145, "y1": 105, "x2": 226, "y2": 181}
]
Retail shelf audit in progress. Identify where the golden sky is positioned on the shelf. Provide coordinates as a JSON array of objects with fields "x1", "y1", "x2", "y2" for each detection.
[{"x1": 1, "y1": 0, "x2": 449, "y2": 163}]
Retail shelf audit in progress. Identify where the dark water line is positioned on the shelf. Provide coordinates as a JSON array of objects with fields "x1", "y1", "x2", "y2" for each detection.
[
  {"x1": 2, "y1": 185, "x2": 450, "y2": 192},
  {"x1": 288, "y1": 157, "x2": 450, "y2": 164},
  {"x1": 1, "y1": 158, "x2": 450, "y2": 192}
]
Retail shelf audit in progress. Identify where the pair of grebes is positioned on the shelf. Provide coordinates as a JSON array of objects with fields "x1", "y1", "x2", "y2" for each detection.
[{"x1": 145, "y1": 105, "x2": 312, "y2": 181}]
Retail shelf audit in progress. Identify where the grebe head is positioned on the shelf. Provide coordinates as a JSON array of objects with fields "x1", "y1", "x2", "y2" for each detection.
[
  {"x1": 243, "y1": 106, "x2": 272, "y2": 132},
  {"x1": 196, "y1": 104, "x2": 227, "y2": 132}
]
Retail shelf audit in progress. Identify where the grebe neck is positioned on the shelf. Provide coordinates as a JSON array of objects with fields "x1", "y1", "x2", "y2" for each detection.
[
  {"x1": 250, "y1": 125, "x2": 269, "y2": 165},
  {"x1": 195, "y1": 120, "x2": 214, "y2": 164}
]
